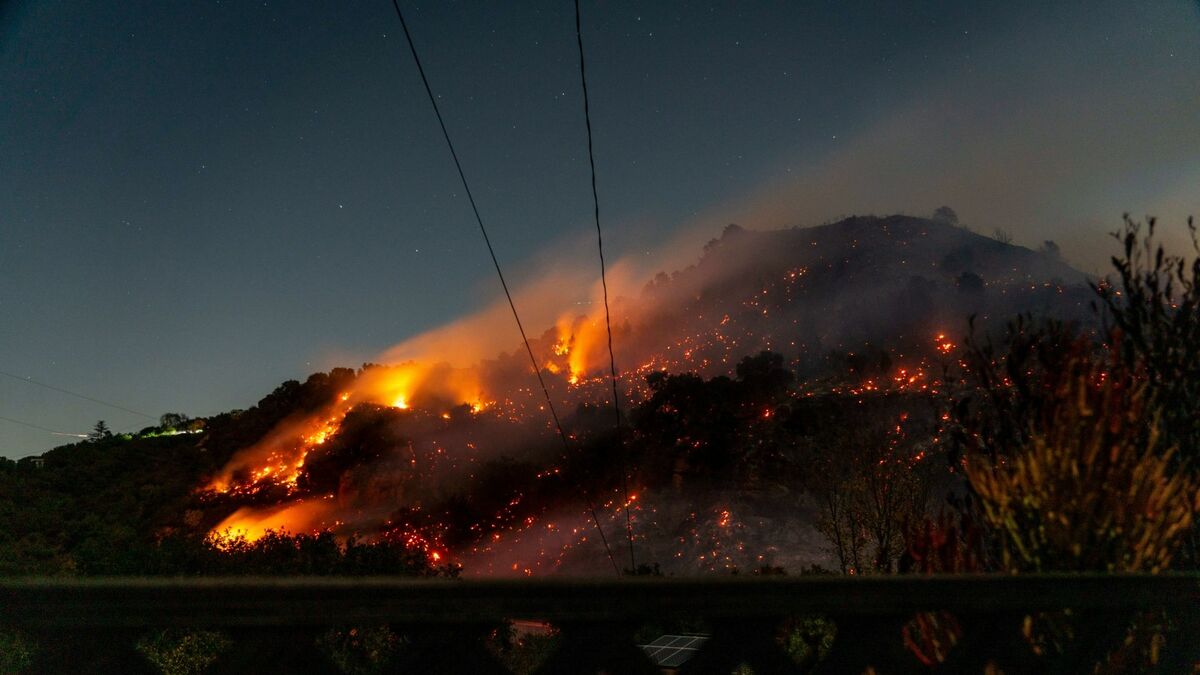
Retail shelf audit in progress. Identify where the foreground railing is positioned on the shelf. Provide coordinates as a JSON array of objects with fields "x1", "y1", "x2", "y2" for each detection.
[{"x1": 1, "y1": 574, "x2": 1198, "y2": 673}]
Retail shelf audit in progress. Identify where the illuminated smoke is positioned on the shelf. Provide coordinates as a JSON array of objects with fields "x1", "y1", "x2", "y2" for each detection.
[{"x1": 203, "y1": 215, "x2": 1088, "y2": 573}]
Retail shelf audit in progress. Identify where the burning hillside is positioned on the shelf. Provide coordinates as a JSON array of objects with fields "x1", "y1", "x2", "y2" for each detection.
[{"x1": 198, "y1": 215, "x2": 1093, "y2": 575}]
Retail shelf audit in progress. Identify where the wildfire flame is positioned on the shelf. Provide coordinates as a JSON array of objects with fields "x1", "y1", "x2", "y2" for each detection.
[
  {"x1": 199, "y1": 246, "x2": 980, "y2": 573},
  {"x1": 211, "y1": 499, "x2": 336, "y2": 545},
  {"x1": 206, "y1": 361, "x2": 486, "y2": 499}
]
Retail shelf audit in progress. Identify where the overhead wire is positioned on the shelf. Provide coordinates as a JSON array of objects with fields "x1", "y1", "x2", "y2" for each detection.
[
  {"x1": 386, "y1": 0, "x2": 621, "y2": 576},
  {"x1": 573, "y1": 0, "x2": 637, "y2": 572},
  {"x1": 0, "y1": 369, "x2": 157, "y2": 420},
  {"x1": 0, "y1": 415, "x2": 88, "y2": 438}
]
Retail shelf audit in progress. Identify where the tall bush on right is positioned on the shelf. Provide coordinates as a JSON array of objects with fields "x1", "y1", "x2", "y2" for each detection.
[
  {"x1": 1094, "y1": 216, "x2": 1200, "y2": 566},
  {"x1": 964, "y1": 344, "x2": 1199, "y2": 573}
]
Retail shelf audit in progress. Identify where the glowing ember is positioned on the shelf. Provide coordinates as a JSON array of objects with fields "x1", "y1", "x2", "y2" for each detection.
[{"x1": 934, "y1": 333, "x2": 956, "y2": 354}]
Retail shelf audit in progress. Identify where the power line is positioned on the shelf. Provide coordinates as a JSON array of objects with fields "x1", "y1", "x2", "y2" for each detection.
[
  {"x1": 574, "y1": 0, "x2": 636, "y2": 573},
  {"x1": 0, "y1": 369, "x2": 157, "y2": 420},
  {"x1": 0, "y1": 415, "x2": 88, "y2": 438},
  {"x1": 386, "y1": 0, "x2": 621, "y2": 576}
]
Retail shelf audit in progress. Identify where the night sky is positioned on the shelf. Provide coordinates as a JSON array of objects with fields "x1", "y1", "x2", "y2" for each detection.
[{"x1": 2, "y1": 1, "x2": 1198, "y2": 457}]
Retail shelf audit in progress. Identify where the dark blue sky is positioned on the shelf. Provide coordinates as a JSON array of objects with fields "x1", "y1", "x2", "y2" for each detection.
[{"x1": 2, "y1": 1, "x2": 1198, "y2": 456}]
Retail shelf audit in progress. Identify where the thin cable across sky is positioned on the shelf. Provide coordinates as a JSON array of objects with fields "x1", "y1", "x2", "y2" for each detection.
[
  {"x1": 386, "y1": 0, "x2": 621, "y2": 575},
  {"x1": 0, "y1": 415, "x2": 88, "y2": 439},
  {"x1": 0, "y1": 369, "x2": 157, "y2": 421},
  {"x1": 573, "y1": 0, "x2": 638, "y2": 572}
]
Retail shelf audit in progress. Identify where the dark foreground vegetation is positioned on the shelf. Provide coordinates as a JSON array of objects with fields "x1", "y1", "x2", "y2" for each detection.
[
  {"x1": 2, "y1": 574, "x2": 1195, "y2": 674},
  {"x1": 2, "y1": 216, "x2": 1200, "y2": 673}
]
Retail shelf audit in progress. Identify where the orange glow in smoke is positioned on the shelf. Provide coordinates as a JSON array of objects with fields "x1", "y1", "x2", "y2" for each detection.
[
  {"x1": 206, "y1": 361, "x2": 486, "y2": 500},
  {"x1": 553, "y1": 314, "x2": 607, "y2": 385},
  {"x1": 211, "y1": 499, "x2": 334, "y2": 544}
]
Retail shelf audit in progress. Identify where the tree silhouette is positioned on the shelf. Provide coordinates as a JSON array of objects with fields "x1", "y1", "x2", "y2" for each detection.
[
  {"x1": 931, "y1": 206, "x2": 959, "y2": 226},
  {"x1": 89, "y1": 420, "x2": 112, "y2": 441},
  {"x1": 158, "y1": 412, "x2": 189, "y2": 429}
]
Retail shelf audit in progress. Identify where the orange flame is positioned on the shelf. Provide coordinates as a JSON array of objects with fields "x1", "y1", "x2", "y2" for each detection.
[
  {"x1": 210, "y1": 499, "x2": 335, "y2": 544},
  {"x1": 207, "y1": 361, "x2": 485, "y2": 497},
  {"x1": 554, "y1": 314, "x2": 608, "y2": 385}
]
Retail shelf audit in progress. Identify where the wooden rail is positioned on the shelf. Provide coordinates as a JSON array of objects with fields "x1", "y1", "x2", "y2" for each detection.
[{"x1": 1, "y1": 574, "x2": 1197, "y2": 673}]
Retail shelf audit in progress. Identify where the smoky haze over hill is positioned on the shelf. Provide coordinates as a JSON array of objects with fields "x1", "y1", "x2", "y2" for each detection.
[
  {"x1": 187, "y1": 213, "x2": 1096, "y2": 576},
  {"x1": 384, "y1": 212, "x2": 1095, "y2": 402},
  {"x1": 620, "y1": 214, "x2": 1091, "y2": 372}
]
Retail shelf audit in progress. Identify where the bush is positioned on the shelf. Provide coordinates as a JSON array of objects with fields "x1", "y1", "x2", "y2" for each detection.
[
  {"x1": 0, "y1": 630, "x2": 35, "y2": 675},
  {"x1": 316, "y1": 626, "x2": 402, "y2": 675},
  {"x1": 135, "y1": 629, "x2": 231, "y2": 675},
  {"x1": 1095, "y1": 216, "x2": 1200, "y2": 468},
  {"x1": 965, "y1": 347, "x2": 1199, "y2": 573},
  {"x1": 485, "y1": 622, "x2": 560, "y2": 675}
]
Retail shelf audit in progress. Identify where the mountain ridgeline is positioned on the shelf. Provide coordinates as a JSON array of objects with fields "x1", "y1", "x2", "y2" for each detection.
[
  {"x1": 0, "y1": 214, "x2": 1094, "y2": 576},
  {"x1": 629, "y1": 215, "x2": 1090, "y2": 376}
]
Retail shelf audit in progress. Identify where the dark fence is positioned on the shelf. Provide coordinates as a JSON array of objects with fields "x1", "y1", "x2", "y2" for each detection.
[{"x1": 2, "y1": 574, "x2": 1198, "y2": 673}]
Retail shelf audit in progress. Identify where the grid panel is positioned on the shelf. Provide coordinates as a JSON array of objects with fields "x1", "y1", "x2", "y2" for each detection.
[{"x1": 639, "y1": 634, "x2": 709, "y2": 668}]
